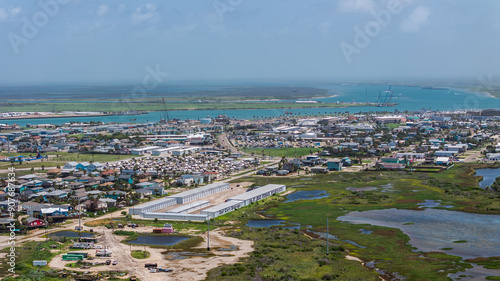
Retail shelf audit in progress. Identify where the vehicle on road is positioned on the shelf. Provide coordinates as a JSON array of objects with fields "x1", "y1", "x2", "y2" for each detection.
[
  {"x1": 158, "y1": 268, "x2": 173, "y2": 272},
  {"x1": 145, "y1": 263, "x2": 157, "y2": 268}
]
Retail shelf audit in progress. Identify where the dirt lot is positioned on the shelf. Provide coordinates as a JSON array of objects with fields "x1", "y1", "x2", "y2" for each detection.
[{"x1": 48, "y1": 226, "x2": 253, "y2": 281}]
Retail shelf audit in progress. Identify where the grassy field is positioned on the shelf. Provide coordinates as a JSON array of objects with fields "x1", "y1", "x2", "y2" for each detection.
[
  {"x1": 0, "y1": 101, "x2": 371, "y2": 113},
  {"x1": 130, "y1": 250, "x2": 150, "y2": 259},
  {"x1": 241, "y1": 147, "x2": 322, "y2": 157},
  {"x1": 0, "y1": 151, "x2": 135, "y2": 163},
  {"x1": 207, "y1": 227, "x2": 378, "y2": 281},
  {"x1": 385, "y1": 123, "x2": 403, "y2": 129},
  {"x1": 205, "y1": 164, "x2": 500, "y2": 280},
  {"x1": 84, "y1": 217, "x2": 217, "y2": 234},
  {"x1": 0, "y1": 151, "x2": 136, "y2": 173},
  {"x1": 0, "y1": 240, "x2": 73, "y2": 281}
]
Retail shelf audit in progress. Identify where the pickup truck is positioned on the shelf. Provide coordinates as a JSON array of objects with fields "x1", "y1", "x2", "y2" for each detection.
[{"x1": 158, "y1": 268, "x2": 173, "y2": 272}]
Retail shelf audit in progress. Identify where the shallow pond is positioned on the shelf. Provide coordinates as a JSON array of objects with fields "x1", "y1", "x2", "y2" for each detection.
[
  {"x1": 246, "y1": 220, "x2": 300, "y2": 229},
  {"x1": 127, "y1": 235, "x2": 189, "y2": 246},
  {"x1": 165, "y1": 251, "x2": 210, "y2": 260},
  {"x1": 246, "y1": 220, "x2": 285, "y2": 228},
  {"x1": 48, "y1": 230, "x2": 94, "y2": 238},
  {"x1": 475, "y1": 167, "x2": 500, "y2": 189},
  {"x1": 417, "y1": 199, "x2": 453, "y2": 208},
  {"x1": 447, "y1": 264, "x2": 500, "y2": 280},
  {"x1": 308, "y1": 230, "x2": 366, "y2": 248},
  {"x1": 346, "y1": 186, "x2": 377, "y2": 192},
  {"x1": 338, "y1": 208, "x2": 500, "y2": 259},
  {"x1": 284, "y1": 190, "x2": 330, "y2": 203}
]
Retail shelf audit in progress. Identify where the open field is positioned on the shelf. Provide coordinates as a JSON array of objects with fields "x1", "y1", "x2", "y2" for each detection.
[
  {"x1": 0, "y1": 101, "x2": 372, "y2": 114},
  {"x1": 0, "y1": 152, "x2": 136, "y2": 172},
  {"x1": 241, "y1": 147, "x2": 322, "y2": 158},
  {"x1": 205, "y1": 164, "x2": 500, "y2": 280},
  {"x1": 1, "y1": 164, "x2": 499, "y2": 280}
]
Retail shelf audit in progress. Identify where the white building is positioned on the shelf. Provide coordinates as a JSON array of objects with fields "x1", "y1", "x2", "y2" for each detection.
[
  {"x1": 129, "y1": 197, "x2": 177, "y2": 215},
  {"x1": 169, "y1": 182, "x2": 229, "y2": 204},
  {"x1": 200, "y1": 200, "x2": 246, "y2": 219},
  {"x1": 130, "y1": 146, "x2": 161, "y2": 155},
  {"x1": 227, "y1": 184, "x2": 286, "y2": 206}
]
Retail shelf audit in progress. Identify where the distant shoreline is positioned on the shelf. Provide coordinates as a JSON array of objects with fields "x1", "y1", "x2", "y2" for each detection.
[{"x1": 0, "y1": 113, "x2": 114, "y2": 121}]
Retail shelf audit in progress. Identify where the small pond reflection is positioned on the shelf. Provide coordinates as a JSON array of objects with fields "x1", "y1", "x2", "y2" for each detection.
[{"x1": 284, "y1": 190, "x2": 330, "y2": 203}]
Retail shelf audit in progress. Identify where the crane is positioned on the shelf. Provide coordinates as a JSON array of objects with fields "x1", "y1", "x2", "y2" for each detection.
[
  {"x1": 161, "y1": 98, "x2": 170, "y2": 123},
  {"x1": 377, "y1": 85, "x2": 394, "y2": 107}
]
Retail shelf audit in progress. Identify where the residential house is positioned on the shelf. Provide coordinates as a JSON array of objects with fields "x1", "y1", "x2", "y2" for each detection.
[
  {"x1": 63, "y1": 162, "x2": 78, "y2": 170},
  {"x1": 26, "y1": 217, "x2": 45, "y2": 228},
  {"x1": 327, "y1": 159, "x2": 343, "y2": 171},
  {"x1": 76, "y1": 162, "x2": 90, "y2": 171},
  {"x1": 88, "y1": 162, "x2": 104, "y2": 172}
]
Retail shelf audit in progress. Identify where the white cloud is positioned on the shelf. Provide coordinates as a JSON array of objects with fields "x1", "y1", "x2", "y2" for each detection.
[
  {"x1": 317, "y1": 22, "x2": 330, "y2": 36},
  {"x1": 97, "y1": 5, "x2": 108, "y2": 16},
  {"x1": 400, "y1": 6, "x2": 431, "y2": 33},
  {"x1": 0, "y1": 8, "x2": 7, "y2": 21},
  {"x1": 10, "y1": 6, "x2": 21, "y2": 16},
  {"x1": 0, "y1": 6, "x2": 21, "y2": 21},
  {"x1": 131, "y1": 4, "x2": 158, "y2": 23},
  {"x1": 118, "y1": 4, "x2": 126, "y2": 13},
  {"x1": 338, "y1": 0, "x2": 376, "y2": 13}
]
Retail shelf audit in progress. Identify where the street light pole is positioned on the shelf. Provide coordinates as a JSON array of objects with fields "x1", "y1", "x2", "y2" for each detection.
[
  {"x1": 326, "y1": 216, "x2": 329, "y2": 255},
  {"x1": 207, "y1": 217, "x2": 210, "y2": 251},
  {"x1": 78, "y1": 203, "x2": 82, "y2": 242}
]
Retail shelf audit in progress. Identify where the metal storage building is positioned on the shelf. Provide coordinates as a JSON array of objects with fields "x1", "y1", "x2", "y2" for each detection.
[
  {"x1": 227, "y1": 184, "x2": 286, "y2": 206},
  {"x1": 168, "y1": 182, "x2": 229, "y2": 204},
  {"x1": 129, "y1": 197, "x2": 178, "y2": 215},
  {"x1": 200, "y1": 200, "x2": 245, "y2": 219},
  {"x1": 142, "y1": 212, "x2": 208, "y2": 221},
  {"x1": 168, "y1": 200, "x2": 209, "y2": 213}
]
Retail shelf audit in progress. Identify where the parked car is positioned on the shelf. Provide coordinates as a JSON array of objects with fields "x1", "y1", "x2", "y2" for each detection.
[
  {"x1": 112, "y1": 260, "x2": 118, "y2": 265},
  {"x1": 105, "y1": 260, "x2": 111, "y2": 265}
]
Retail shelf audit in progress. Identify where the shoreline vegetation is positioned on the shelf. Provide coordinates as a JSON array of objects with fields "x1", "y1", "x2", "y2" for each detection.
[
  {"x1": 0, "y1": 102, "x2": 374, "y2": 118},
  {"x1": 204, "y1": 163, "x2": 500, "y2": 280}
]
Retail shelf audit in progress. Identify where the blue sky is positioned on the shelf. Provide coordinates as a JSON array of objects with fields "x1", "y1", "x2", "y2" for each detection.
[{"x1": 0, "y1": 0, "x2": 499, "y2": 83}]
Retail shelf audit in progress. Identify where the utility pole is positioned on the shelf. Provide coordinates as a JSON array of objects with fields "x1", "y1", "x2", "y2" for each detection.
[
  {"x1": 207, "y1": 217, "x2": 210, "y2": 251},
  {"x1": 78, "y1": 204, "x2": 82, "y2": 242},
  {"x1": 326, "y1": 216, "x2": 329, "y2": 255}
]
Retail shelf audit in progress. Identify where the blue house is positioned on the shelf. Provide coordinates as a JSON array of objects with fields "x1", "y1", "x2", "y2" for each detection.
[
  {"x1": 135, "y1": 182, "x2": 155, "y2": 189},
  {"x1": 76, "y1": 162, "x2": 90, "y2": 171},
  {"x1": 341, "y1": 157, "x2": 352, "y2": 166},
  {"x1": 118, "y1": 175, "x2": 134, "y2": 184},
  {"x1": 327, "y1": 159, "x2": 343, "y2": 171},
  {"x1": 104, "y1": 191, "x2": 126, "y2": 200}
]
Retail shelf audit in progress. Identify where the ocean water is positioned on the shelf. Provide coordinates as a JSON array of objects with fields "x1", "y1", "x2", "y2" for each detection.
[{"x1": 1, "y1": 83, "x2": 499, "y2": 126}]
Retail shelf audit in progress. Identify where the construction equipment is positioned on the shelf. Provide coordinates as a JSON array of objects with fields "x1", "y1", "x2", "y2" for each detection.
[
  {"x1": 377, "y1": 85, "x2": 395, "y2": 107},
  {"x1": 160, "y1": 97, "x2": 170, "y2": 123}
]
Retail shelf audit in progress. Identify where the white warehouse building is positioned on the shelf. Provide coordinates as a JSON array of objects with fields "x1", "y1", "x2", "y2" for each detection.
[
  {"x1": 227, "y1": 184, "x2": 286, "y2": 206},
  {"x1": 129, "y1": 197, "x2": 177, "y2": 215},
  {"x1": 169, "y1": 182, "x2": 229, "y2": 204},
  {"x1": 168, "y1": 200, "x2": 209, "y2": 213},
  {"x1": 142, "y1": 212, "x2": 207, "y2": 221},
  {"x1": 200, "y1": 200, "x2": 246, "y2": 219}
]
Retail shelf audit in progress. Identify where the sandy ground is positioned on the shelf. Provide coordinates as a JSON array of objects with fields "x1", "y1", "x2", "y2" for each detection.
[
  {"x1": 0, "y1": 192, "x2": 257, "y2": 281},
  {"x1": 47, "y1": 226, "x2": 253, "y2": 281}
]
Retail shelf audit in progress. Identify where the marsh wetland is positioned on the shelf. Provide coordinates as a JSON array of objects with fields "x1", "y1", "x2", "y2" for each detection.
[{"x1": 206, "y1": 164, "x2": 500, "y2": 280}]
